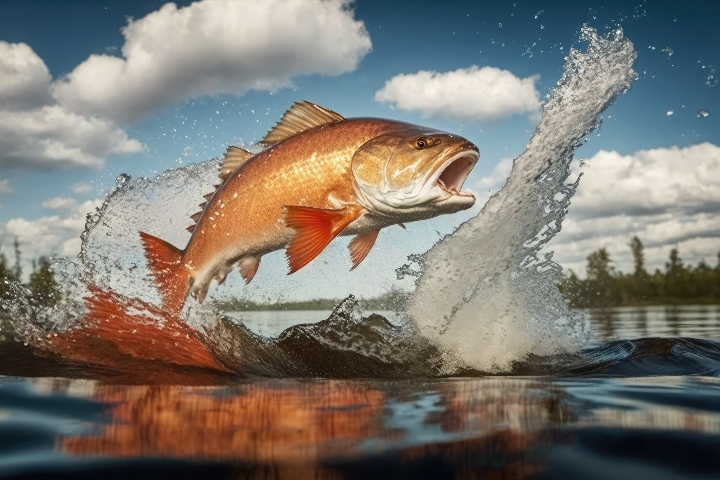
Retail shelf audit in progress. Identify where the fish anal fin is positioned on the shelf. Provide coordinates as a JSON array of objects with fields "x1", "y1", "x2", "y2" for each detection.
[
  {"x1": 348, "y1": 230, "x2": 379, "y2": 271},
  {"x1": 219, "y1": 145, "x2": 254, "y2": 182},
  {"x1": 239, "y1": 256, "x2": 261, "y2": 284},
  {"x1": 283, "y1": 205, "x2": 364, "y2": 274},
  {"x1": 186, "y1": 225, "x2": 195, "y2": 233},
  {"x1": 139, "y1": 231, "x2": 188, "y2": 315},
  {"x1": 261, "y1": 101, "x2": 345, "y2": 146}
]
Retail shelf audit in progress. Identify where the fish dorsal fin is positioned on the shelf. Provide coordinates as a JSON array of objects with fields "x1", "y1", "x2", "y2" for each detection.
[
  {"x1": 188, "y1": 145, "x2": 251, "y2": 234},
  {"x1": 219, "y1": 145, "x2": 254, "y2": 181},
  {"x1": 260, "y1": 101, "x2": 345, "y2": 146}
]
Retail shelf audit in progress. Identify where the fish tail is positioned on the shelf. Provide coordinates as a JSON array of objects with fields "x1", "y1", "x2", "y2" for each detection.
[{"x1": 139, "y1": 231, "x2": 189, "y2": 315}]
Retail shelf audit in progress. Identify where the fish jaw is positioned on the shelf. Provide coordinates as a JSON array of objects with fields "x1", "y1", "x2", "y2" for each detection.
[
  {"x1": 423, "y1": 149, "x2": 479, "y2": 212},
  {"x1": 353, "y1": 146, "x2": 479, "y2": 221}
]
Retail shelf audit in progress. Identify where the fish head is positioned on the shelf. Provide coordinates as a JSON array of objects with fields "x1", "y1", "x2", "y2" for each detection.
[{"x1": 352, "y1": 127, "x2": 479, "y2": 220}]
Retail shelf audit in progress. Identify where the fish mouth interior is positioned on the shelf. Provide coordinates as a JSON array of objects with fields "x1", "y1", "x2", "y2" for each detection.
[{"x1": 436, "y1": 153, "x2": 477, "y2": 196}]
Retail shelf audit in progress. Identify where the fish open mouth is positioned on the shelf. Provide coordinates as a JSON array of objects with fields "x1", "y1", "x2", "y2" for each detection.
[{"x1": 435, "y1": 151, "x2": 479, "y2": 197}]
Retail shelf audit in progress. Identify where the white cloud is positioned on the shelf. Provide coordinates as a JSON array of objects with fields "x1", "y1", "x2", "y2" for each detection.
[
  {"x1": 0, "y1": 105, "x2": 143, "y2": 169},
  {"x1": 569, "y1": 143, "x2": 720, "y2": 218},
  {"x1": 0, "y1": 42, "x2": 143, "y2": 170},
  {"x1": 375, "y1": 66, "x2": 541, "y2": 122},
  {"x1": 0, "y1": 41, "x2": 53, "y2": 110},
  {"x1": 52, "y1": 0, "x2": 372, "y2": 124},
  {"x1": 476, "y1": 157, "x2": 513, "y2": 190},
  {"x1": 72, "y1": 182, "x2": 94, "y2": 194},
  {"x1": 548, "y1": 143, "x2": 720, "y2": 276},
  {"x1": 42, "y1": 197, "x2": 78, "y2": 210},
  {"x1": 0, "y1": 180, "x2": 13, "y2": 196},
  {"x1": 1, "y1": 199, "x2": 103, "y2": 260}
]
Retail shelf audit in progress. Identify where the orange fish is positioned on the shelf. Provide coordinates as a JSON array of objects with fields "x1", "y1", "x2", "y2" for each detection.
[{"x1": 140, "y1": 101, "x2": 479, "y2": 314}]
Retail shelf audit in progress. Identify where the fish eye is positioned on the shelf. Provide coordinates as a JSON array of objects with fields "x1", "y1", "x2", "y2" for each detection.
[{"x1": 416, "y1": 137, "x2": 427, "y2": 149}]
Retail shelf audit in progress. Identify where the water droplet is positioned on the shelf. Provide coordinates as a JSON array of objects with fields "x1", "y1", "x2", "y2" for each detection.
[
  {"x1": 116, "y1": 173, "x2": 131, "y2": 187},
  {"x1": 535, "y1": 10, "x2": 544, "y2": 19},
  {"x1": 498, "y1": 23, "x2": 502, "y2": 28},
  {"x1": 697, "y1": 109, "x2": 710, "y2": 118},
  {"x1": 707, "y1": 69, "x2": 717, "y2": 87},
  {"x1": 666, "y1": 110, "x2": 674, "y2": 117},
  {"x1": 661, "y1": 47, "x2": 674, "y2": 57}
]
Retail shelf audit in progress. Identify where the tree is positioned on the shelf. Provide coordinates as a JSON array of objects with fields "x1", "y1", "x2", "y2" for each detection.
[
  {"x1": 629, "y1": 236, "x2": 651, "y2": 301},
  {"x1": 665, "y1": 247, "x2": 689, "y2": 298},
  {"x1": 629, "y1": 236, "x2": 645, "y2": 277},
  {"x1": 12, "y1": 237, "x2": 21, "y2": 282},
  {"x1": 27, "y1": 256, "x2": 61, "y2": 308},
  {"x1": 585, "y1": 248, "x2": 618, "y2": 307},
  {"x1": 557, "y1": 269, "x2": 587, "y2": 308},
  {"x1": 0, "y1": 253, "x2": 13, "y2": 303}
]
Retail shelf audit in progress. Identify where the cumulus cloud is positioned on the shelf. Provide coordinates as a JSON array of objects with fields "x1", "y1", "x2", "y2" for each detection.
[
  {"x1": 568, "y1": 143, "x2": 720, "y2": 218},
  {"x1": 0, "y1": 42, "x2": 143, "y2": 170},
  {"x1": 72, "y1": 182, "x2": 94, "y2": 194},
  {"x1": 476, "y1": 157, "x2": 513, "y2": 190},
  {"x1": 0, "y1": 180, "x2": 13, "y2": 196},
  {"x1": 52, "y1": 0, "x2": 372, "y2": 123},
  {"x1": 1, "y1": 199, "x2": 103, "y2": 259},
  {"x1": 375, "y1": 66, "x2": 541, "y2": 122},
  {"x1": 547, "y1": 143, "x2": 720, "y2": 275},
  {"x1": 42, "y1": 197, "x2": 78, "y2": 210},
  {"x1": 0, "y1": 41, "x2": 53, "y2": 110},
  {"x1": 0, "y1": 105, "x2": 143, "y2": 169}
]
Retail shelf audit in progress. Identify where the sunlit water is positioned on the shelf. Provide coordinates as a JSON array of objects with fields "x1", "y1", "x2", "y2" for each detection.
[{"x1": 1, "y1": 25, "x2": 718, "y2": 479}]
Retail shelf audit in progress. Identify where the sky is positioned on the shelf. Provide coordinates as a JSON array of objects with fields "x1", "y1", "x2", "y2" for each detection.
[{"x1": 0, "y1": 0, "x2": 718, "y2": 301}]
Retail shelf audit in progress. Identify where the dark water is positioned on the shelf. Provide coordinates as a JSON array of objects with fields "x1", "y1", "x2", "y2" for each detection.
[{"x1": 2, "y1": 305, "x2": 720, "y2": 479}]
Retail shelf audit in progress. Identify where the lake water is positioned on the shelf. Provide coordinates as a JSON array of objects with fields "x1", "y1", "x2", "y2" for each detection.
[
  {"x1": 230, "y1": 304, "x2": 720, "y2": 341},
  {"x1": 2, "y1": 304, "x2": 720, "y2": 479}
]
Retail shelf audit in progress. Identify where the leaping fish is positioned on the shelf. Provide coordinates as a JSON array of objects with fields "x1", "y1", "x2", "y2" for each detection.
[{"x1": 140, "y1": 101, "x2": 479, "y2": 314}]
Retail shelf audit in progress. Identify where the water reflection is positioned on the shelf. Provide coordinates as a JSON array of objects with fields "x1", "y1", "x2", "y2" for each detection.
[
  {"x1": 636, "y1": 307, "x2": 648, "y2": 338},
  {"x1": 21, "y1": 376, "x2": 718, "y2": 478},
  {"x1": 583, "y1": 304, "x2": 720, "y2": 342}
]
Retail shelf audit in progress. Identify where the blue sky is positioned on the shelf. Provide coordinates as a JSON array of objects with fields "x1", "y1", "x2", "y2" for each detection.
[{"x1": 0, "y1": 0, "x2": 718, "y2": 300}]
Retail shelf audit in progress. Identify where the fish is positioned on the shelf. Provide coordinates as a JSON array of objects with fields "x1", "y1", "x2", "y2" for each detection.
[{"x1": 140, "y1": 101, "x2": 479, "y2": 314}]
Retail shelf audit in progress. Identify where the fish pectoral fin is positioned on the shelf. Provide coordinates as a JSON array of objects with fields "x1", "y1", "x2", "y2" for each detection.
[
  {"x1": 348, "y1": 230, "x2": 380, "y2": 271},
  {"x1": 239, "y1": 256, "x2": 261, "y2": 284},
  {"x1": 283, "y1": 205, "x2": 364, "y2": 274},
  {"x1": 398, "y1": 223, "x2": 407, "y2": 230}
]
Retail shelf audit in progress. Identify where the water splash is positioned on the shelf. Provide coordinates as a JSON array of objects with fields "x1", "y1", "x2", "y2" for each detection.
[
  {"x1": 405, "y1": 26, "x2": 637, "y2": 372},
  {"x1": 3, "y1": 26, "x2": 639, "y2": 381}
]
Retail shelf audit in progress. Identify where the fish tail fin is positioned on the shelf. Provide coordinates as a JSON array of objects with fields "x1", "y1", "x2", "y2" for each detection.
[{"x1": 139, "y1": 231, "x2": 189, "y2": 315}]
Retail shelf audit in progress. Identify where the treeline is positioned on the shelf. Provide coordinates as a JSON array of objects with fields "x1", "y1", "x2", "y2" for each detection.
[
  {"x1": 215, "y1": 287, "x2": 411, "y2": 312},
  {"x1": 558, "y1": 236, "x2": 720, "y2": 308},
  {"x1": 0, "y1": 238, "x2": 61, "y2": 309}
]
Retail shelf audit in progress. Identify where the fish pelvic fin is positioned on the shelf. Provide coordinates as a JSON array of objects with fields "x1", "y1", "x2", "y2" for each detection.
[
  {"x1": 348, "y1": 230, "x2": 379, "y2": 271},
  {"x1": 139, "y1": 231, "x2": 189, "y2": 315},
  {"x1": 239, "y1": 256, "x2": 261, "y2": 284},
  {"x1": 283, "y1": 205, "x2": 364, "y2": 274}
]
